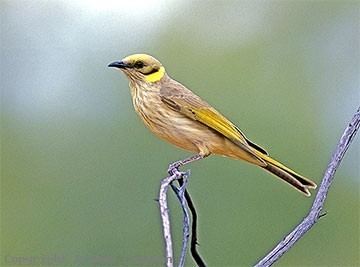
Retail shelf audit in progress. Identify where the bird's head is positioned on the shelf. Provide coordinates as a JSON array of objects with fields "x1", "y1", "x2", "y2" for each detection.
[{"x1": 108, "y1": 54, "x2": 166, "y2": 83}]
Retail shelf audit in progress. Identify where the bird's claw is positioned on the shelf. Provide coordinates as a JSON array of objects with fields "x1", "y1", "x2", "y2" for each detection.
[{"x1": 167, "y1": 161, "x2": 183, "y2": 175}]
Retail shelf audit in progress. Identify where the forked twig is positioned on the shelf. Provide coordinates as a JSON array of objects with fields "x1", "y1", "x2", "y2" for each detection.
[{"x1": 159, "y1": 169, "x2": 206, "y2": 267}]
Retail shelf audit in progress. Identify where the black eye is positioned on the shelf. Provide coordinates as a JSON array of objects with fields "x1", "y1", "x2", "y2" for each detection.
[{"x1": 134, "y1": 61, "x2": 144, "y2": 69}]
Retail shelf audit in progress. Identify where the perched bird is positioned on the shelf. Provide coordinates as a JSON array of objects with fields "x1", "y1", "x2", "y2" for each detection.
[{"x1": 108, "y1": 54, "x2": 317, "y2": 196}]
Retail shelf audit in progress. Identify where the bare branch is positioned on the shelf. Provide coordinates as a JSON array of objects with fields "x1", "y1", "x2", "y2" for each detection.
[
  {"x1": 159, "y1": 153, "x2": 206, "y2": 267},
  {"x1": 255, "y1": 106, "x2": 360, "y2": 267},
  {"x1": 159, "y1": 169, "x2": 191, "y2": 267}
]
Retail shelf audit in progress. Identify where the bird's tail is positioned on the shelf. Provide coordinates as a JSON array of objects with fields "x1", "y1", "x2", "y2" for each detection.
[{"x1": 259, "y1": 154, "x2": 317, "y2": 196}]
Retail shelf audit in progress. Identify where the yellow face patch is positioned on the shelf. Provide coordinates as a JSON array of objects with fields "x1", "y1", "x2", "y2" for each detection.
[{"x1": 145, "y1": 66, "x2": 165, "y2": 83}]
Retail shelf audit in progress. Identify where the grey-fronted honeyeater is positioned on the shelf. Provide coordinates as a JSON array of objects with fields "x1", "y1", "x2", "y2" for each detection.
[{"x1": 108, "y1": 54, "x2": 317, "y2": 196}]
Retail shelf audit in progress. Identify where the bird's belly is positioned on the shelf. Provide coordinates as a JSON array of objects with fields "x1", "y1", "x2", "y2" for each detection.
[
  {"x1": 144, "y1": 107, "x2": 212, "y2": 152},
  {"x1": 133, "y1": 97, "x2": 218, "y2": 153}
]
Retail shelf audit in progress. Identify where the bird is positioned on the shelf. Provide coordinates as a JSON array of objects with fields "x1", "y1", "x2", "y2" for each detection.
[{"x1": 108, "y1": 53, "x2": 317, "y2": 196}]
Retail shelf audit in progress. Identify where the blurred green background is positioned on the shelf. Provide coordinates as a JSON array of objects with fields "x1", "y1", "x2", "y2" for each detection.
[{"x1": 1, "y1": 1, "x2": 359, "y2": 266}]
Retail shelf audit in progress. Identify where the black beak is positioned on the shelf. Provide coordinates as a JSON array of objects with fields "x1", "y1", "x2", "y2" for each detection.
[{"x1": 108, "y1": 61, "x2": 128, "y2": 69}]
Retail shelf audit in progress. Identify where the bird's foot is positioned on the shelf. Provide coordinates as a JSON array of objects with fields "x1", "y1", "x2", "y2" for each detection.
[
  {"x1": 168, "y1": 154, "x2": 204, "y2": 175},
  {"x1": 167, "y1": 160, "x2": 183, "y2": 175}
]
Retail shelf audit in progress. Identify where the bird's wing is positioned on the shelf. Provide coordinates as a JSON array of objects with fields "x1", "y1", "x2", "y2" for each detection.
[{"x1": 160, "y1": 79, "x2": 268, "y2": 156}]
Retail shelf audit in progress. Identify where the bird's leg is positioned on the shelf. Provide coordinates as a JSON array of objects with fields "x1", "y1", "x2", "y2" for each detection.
[{"x1": 168, "y1": 154, "x2": 205, "y2": 175}]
